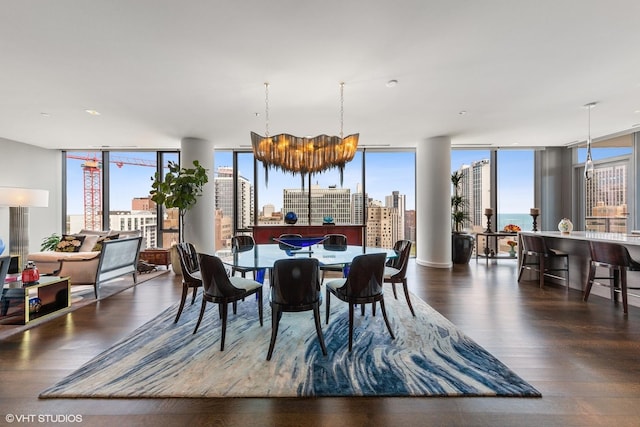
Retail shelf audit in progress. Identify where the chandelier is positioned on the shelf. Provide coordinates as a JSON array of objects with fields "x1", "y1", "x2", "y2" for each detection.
[
  {"x1": 584, "y1": 102, "x2": 597, "y2": 180},
  {"x1": 251, "y1": 82, "x2": 359, "y2": 186}
]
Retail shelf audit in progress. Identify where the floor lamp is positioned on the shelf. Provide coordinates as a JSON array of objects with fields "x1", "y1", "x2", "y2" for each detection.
[{"x1": 0, "y1": 187, "x2": 49, "y2": 269}]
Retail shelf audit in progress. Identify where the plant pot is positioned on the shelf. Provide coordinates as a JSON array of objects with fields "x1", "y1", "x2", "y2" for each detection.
[
  {"x1": 170, "y1": 245, "x2": 182, "y2": 276},
  {"x1": 452, "y1": 232, "x2": 475, "y2": 264}
]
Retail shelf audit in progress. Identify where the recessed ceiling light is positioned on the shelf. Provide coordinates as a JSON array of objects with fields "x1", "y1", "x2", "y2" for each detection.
[
  {"x1": 85, "y1": 109, "x2": 101, "y2": 116},
  {"x1": 386, "y1": 79, "x2": 398, "y2": 88},
  {"x1": 634, "y1": 110, "x2": 640, "y2": 114},
  {"x1": 40, "y1": 112, "x2": 50, "y2": 117},
  {"x1": 458, "y1": 110, "x2": 467, "y2": 115}
]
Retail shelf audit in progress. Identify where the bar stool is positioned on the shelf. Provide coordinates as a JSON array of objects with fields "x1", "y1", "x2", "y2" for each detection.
[
  {"x1": 584, "y1": 241, "x2": 640, "y2": 314},
  {"x1": 517, "y1": 234, "x2": 569, "y2": 290}
]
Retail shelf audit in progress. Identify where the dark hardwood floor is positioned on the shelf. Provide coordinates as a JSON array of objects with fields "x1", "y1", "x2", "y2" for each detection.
[{"x1": 1, "y1": 259, "x2": 640, "y2": 427}]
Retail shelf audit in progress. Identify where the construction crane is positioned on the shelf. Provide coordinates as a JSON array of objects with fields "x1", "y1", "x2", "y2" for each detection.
[{"x1": 66, "y1": 153, "x2": 156, "y2": 229}]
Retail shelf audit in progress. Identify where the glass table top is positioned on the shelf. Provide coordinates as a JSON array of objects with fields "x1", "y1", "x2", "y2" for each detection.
[{"x1": 216, "y1": 244, "x2": 397, "y2": 269}]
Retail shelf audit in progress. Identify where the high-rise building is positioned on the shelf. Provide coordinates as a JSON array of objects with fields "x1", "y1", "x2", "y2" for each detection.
[
  {"x1": 366, "y1": 203, "x2": 395, "y2": 248},
  {"x1": 351, "y1": 183, "x2": 366, "y2": 225},
  {"x1": 385, "y1": 190, "x2": 405, "y2": 242},
  {"x1": 457, "y1": 159, "x2": 490, "y2": 230},
  {"x1": 215, "y1": 166, "x2": 254, "y2": 230},
  {"x1": 283, "y1": 184, "x2": 351, "y2": 225}
]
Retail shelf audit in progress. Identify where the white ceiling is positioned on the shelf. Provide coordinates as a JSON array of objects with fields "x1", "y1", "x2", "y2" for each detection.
[{"x1": 2, "y1": 1, "x2": 640, "y2": 151}]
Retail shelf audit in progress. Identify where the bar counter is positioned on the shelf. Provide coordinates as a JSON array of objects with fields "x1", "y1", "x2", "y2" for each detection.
[{"x1": 519, "y1": 230, "x2": 640, "y2": 309}]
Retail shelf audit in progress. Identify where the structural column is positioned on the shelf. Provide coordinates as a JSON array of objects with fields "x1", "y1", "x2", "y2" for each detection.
[
  {"x1": 416, "y1": 136, "x2": 452, "y2": 268},
  {"x1": 181, "y1": 137, "x2": 215, "y2": 254}
]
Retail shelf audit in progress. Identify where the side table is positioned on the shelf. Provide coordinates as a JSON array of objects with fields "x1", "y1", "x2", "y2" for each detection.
[
  {"x1": 139, "y1": 248, "x2": 171, "y2": 269},
  {"x1": 1, "y1": 276, "x2": 71, "y2": 325},
  {"x1": 475, "y1": 232, "x2": 518, "y2": 264}
]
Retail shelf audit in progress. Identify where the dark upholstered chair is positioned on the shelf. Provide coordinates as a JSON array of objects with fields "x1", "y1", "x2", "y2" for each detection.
[
  {"x1": 230, "y1": 235, "x2": 257, "y2": 279},
  {"x1": 194, "y1": 253, "x2": 263, "y2": 351},
  {"x1": 174, "y1": 242, "x2": 202, "y2": 323},
  {"x1": 320, "y1": 234, "x2": 348, "y2": 283},
  {"x1": 325, "y1": 252, "x2": 395, "y2": 351},
  {"x1": 277, "y1": 233, "x2": 303, "y2": 250},
  {"x1": 584, "y1": 241, "x2": 640, "y2": 314},
  {"x1": 517, "y1": 234, "x2": 569, "y2": 290},
  {"x1": 266, "y1": 258, "x2": 327, "y2": 361},
  {"x1": 383, "y1": 240, "x2": 414, "y2": 316}
]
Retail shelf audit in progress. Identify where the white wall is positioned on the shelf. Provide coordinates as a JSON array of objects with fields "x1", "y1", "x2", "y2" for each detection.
[{"x1": 0, "y1": 138, "x2": 62, "y2": 256}]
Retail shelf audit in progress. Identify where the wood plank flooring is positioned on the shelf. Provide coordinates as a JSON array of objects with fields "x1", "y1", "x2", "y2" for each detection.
[{"x1": 1, "y1": 259, "x2": 640, "y2": 426}]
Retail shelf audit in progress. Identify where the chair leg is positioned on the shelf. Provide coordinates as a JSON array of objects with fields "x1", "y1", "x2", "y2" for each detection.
[
  {"x1": 360, "y1": 303, "x2": 365, "y2": 316},
  {"x1": 348, "y1": 303, "x2": 355, "y2": 352},
  {"x1": 391, "y1": 283, "x2": 398, "y2": 299},
  {"x1": 539, "y1": 256, "x2": 546, "y2": 288},
  {"x1": 190, "y1": 286, "x2": 198, "y2": 305},
  {"x1": 266, "y1": 305, "x2": 281, "y2": 361},
  {"x1": 621, "y1": 269, "x2": 628, "y2": 314},
  {"x1": 313, "y1": 304, "x2": 327, "y2": 356},
  {"x1": 325, "y1": 290, "x2": 331, "y2": 324},
  {"x1": 611, "y1": 268, "x2": 619, "y2": 303},
  {"x1": 379, "y1": 298, "x2": 395, "y2": 340},
  {"x1": 402, "y1": 279, "x2": 415, "y2": 317},
  {"x1": 517, "y1": 253, "x2": 526, "y2": 282},
  {"x1": 583, "y1": 263, "x2": 596, "y2": 302},
  {"x1": 193, "y1": 298, "x2": 207, "y2": 334},
  {"x1": 220, "y1": 303, "x2": 228, "y2": 351},
  {"x1": 174, "y1": 284, "x2": 188, "y2": 323},
  {"x1": 257, "y1": 289, "x2": 263, "y2": 326}
]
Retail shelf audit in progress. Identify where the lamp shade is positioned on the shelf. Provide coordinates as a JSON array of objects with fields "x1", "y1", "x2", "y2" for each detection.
[{"x1": 0, "y1": 187, "x2": 49, "y2": 207}]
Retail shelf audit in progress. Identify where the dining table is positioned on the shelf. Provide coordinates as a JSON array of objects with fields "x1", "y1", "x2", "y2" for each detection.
[{"x1": 215, "y1": 239, "x2": 397, "y2": 283}]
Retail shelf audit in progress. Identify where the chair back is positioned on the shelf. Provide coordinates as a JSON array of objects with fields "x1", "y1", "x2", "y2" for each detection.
[
  {"x1": 198, "y1": 253, "x2": 246, "y2": 298},
  {"x1": 278, "y1": 233, "x2": 303, "y2": 250},
  {"x1": 177, "y1": 242, "x2": 201, "y2": 286},
  {"x1": 232, "y1": 235, "x2": 255, "y2": 253},
  {"x1": 521, "y1": 234, "x2": 548, "y2": 255},
  {"x1": 271, "y1": 258, "x2": 321, "y2": 306},
  {"x1": 589, "y1": 241, "x2": 633, "y2": 268},
  {"x1": 342, "y1": 252, "x2": 387, "y2": 298},
  {"x1": 0, "y1": 255, "x2": 10, "y2": 285},
  {"x1": 386, "y1": 240, "x2": 412, "y2": 276},
  {"x1": 323, "y1": 234, "x2": 347, "y2": 251}
]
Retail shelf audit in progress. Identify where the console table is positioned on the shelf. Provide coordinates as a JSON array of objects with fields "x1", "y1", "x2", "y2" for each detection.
[
  {"x1": 1, "y1": 276, "x2": 71, "y2": 325},
  {"x1": 475, "y1": 232, "x2": 518, "y2": 264},
  {"x1": 252, "y1": 225, "x2": 365, "y2": 245}
]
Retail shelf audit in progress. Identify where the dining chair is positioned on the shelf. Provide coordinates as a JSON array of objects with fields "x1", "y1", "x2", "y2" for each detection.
[
  {"x1": 584, "y1": 241, "x2": 640, "y2": 314},
  {"x1": 277, "y1": 233, "x2": 303, "y2": 250},
  {"x1": 174, "y1": 242, "x2": 202, "y2": 323},
  {"x1": 320, "y1": 234, "x2": 348, "y2": 283},
  {"x1": 383, "y1": 240, "x2": 414, "y2": 316},
  {"x1": 266, "y1": 258, "x2": 327, "y2": 361},
  {"x1": 325, "y1": 252, "x2": 395, "y2": 351},
  {"x1": 194, "y1": 253, "x2": 263, "y2": 351},
  {"x1": 517, "y1": 234, "x2": 569, "y2": 290},
  {"x1": 230, "y1": 234, "x2": 257, "y2": 279}
]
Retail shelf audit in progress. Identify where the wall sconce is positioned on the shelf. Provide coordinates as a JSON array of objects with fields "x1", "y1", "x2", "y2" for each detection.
[{"x1": 0, "y1": 187, "x2": 49, "y2": 267}]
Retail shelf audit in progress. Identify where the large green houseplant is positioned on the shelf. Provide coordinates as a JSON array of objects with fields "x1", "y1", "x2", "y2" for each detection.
[
  {"x1": 150, "y1": 160, "x2": 208, "y2": 243},
  {"x1": 451, "y1": 171, "x2": 475, "y2": 264}
]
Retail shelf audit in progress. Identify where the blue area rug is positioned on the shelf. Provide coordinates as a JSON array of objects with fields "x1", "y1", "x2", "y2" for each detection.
[{"x1": 40, "y1": 289, "x2": 541, "y2": 398}]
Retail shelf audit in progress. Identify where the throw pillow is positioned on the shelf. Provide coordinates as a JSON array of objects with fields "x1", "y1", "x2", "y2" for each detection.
[
  {"x1": 92, "y1": 234, "x2": 120, "y2": 252},
  {"x1": 78, "y1": 234, "x2": 100, "y2": 252},
  {"x1": 55, "y1": 234, "x2": 86, "y2": 253}
]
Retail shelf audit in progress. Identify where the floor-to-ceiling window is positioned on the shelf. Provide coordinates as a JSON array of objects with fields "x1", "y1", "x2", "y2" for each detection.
[
  {"x1": 64, "y1": 150, "x2": 179, "y2": 248},
  {"x1": 364, "y1": 151, "x2": 415, "y2": 249},
  {"x1": 255, "y1": 152, "x2": 364, "y2": 228},
  {"x1": 451, "y1": 149, "x2": 535, "y2": 256},
  {"x1": 65, "y1": 151, "x2": 103, "y2": 233},
  {"x1": 576, "y1": 135, "x2": 633, "y2": 232}
]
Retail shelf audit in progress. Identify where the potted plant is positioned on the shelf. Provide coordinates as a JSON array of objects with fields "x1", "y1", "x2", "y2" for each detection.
[
  {"x1": 40, "y1": 233, "x2": 61, "y2": 251},
  {"x1": 150, "y1": 160, "x2": 208, "y2": 274},
  {"x1": 451, "y1": 171, "x2": 475, "y2": 264}
]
